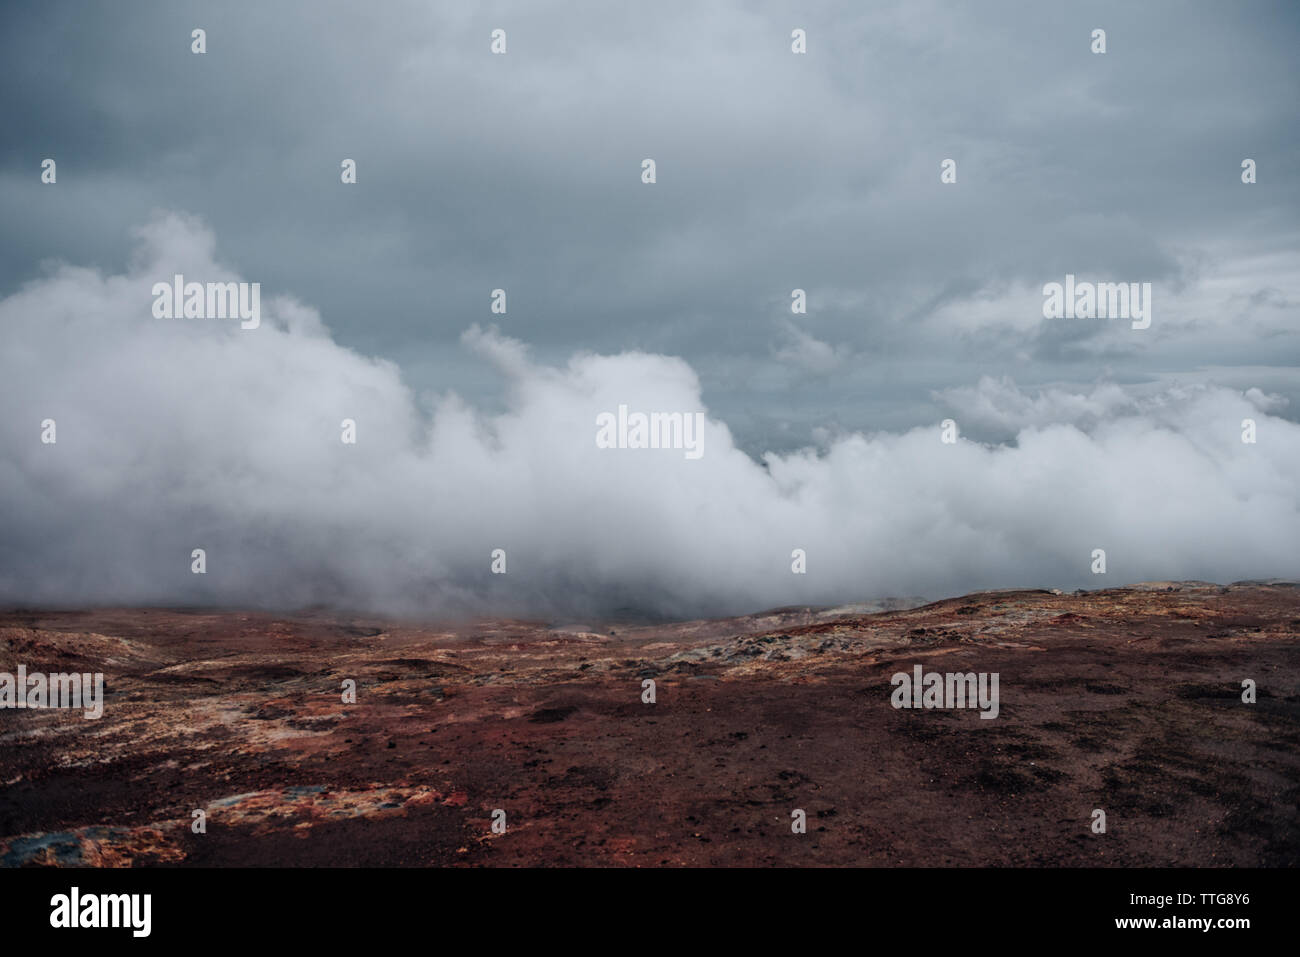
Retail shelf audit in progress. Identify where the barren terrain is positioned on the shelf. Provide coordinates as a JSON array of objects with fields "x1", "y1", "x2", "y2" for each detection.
[{"x1": 2, "y1": 582, "x2": 1297, "y2": 867}]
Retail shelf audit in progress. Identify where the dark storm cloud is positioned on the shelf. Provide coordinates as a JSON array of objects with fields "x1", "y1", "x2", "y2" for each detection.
[{"x1": 2, "y1": 0, "x2": 1297, "y2": 449}]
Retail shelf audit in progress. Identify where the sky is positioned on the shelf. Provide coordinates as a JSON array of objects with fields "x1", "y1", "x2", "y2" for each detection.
[{"x1": 1, "y1": 1, "x2": 1297, "y2": 617}]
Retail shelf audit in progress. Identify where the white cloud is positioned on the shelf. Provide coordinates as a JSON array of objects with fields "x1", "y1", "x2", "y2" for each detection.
[
  {"x1": 937, "y1": 376, "x2": 1138, "y2": 432},
  {"x1": 2, "y1": 213, "x2": 1297, "y2": 617}
]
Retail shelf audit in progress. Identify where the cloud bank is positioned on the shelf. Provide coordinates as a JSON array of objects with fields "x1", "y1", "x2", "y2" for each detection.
[
  {"x1": 2, "y1": 214, "x2": 1297, "y2": 619},
  {"x1": 3, "y1": 0, "x2": 1298, "y2": 454}
]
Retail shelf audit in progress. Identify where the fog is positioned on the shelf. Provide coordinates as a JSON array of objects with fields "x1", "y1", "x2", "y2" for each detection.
[{"x1": 2, "y1": 213, "x2": 1295, "y2": 619}]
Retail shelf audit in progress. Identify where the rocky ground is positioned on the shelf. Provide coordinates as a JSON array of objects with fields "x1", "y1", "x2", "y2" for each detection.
[{"x1": 1, "y1": 582, "x2": 1297, "y2": 867}]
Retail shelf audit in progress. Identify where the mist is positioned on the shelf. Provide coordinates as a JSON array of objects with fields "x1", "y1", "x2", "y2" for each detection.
[{"x1": 1, "y1": 213, "x2": 1297, "y2": 619}]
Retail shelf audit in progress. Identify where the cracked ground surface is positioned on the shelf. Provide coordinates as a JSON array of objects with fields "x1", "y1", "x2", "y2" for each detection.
[{"x1": 1, "y1": 581, "x2": 1297, "y2": 866}]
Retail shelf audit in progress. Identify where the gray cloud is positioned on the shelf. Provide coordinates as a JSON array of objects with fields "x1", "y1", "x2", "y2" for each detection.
[
  {"x1": 1, "y1": 213, "x2": 1296, "y2": 618},
  {"x1": 1, "y1": 0, "x2": 1298, "y2": 457}
]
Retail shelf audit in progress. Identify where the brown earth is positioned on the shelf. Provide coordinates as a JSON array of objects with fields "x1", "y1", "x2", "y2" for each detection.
[{"x1": 1, "y1": 581, "x2": 1297, "y2": 867}]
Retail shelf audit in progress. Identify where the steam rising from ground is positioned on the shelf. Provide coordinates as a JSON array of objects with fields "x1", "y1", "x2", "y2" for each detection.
[{"x1": 2, "y1": 214, "x2": 1297, "y2": 619}]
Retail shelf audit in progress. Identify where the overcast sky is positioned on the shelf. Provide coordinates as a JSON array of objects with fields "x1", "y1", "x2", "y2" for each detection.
[{"x1": 1, "y1": 1, "x2": 1297, "y2": 616}]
